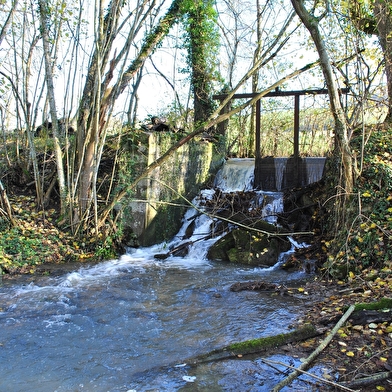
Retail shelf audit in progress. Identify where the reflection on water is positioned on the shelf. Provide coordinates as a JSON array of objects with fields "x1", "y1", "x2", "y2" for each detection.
[{"x1": 0, "y1": 250, "x2": 311, "y2": 392}]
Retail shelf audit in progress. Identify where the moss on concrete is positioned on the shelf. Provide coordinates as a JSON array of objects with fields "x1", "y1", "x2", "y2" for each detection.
[{"x1": 122, "y1": 131, "x2": 226, "y2": 246}]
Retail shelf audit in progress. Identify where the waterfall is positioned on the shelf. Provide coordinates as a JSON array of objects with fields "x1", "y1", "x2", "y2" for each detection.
[
  {"x1": 149, "y1": 156, "x2": 321, "y2": 267},
  {"x1": 152, "y1": 160, "x2": 284, "y2": 260},
  {"x1": 214, "y1": 157, "x2": 325, "y2": 192},
  {"x1": 213, "y1": 158, "x2": 255, "y2": 191}
]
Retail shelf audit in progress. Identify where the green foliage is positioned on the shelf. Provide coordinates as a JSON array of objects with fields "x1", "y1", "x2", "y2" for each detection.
[
  {"x1": 326, "y1": 125, "x2": 392, "y2": 274},
  {"x1": 0, "y1": 227, "x2": 54, "y2": 272},
  {"x1": 345, "y1": 0, "x2": 378, "y2": 35},
  {"x1": 94, "y1": 235, "x2": 117, "y2": 261}
]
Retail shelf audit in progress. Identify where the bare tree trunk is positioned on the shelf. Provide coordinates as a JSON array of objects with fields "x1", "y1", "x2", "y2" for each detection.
[
  {"x1": 74, "y1": 0, "x2": 122, "y2": 227},
  {"x1": 38, "y1": 0, "x2": 67, "y2": 215},
  {"x1": 373, "y1": 0, "x2": 392, "y2": 123},
  {"x1": 250, "y1": 0, "x2": 262, "y2": 156},
  {"x1": 127, "y1": 67, "x2": 143, "y2": 126},
  {"x1": 0, "y1": 0, "x2": 19, "y2": 47},
  {"x1": 0, "y1": 180, "x2": 17, "y2": 227},
  {"x1": 0, "y1": 56, "x2": 44, "y2": 208},
  {"x1": 291, "y1": 0, "x2": 354, "y2": 195}
]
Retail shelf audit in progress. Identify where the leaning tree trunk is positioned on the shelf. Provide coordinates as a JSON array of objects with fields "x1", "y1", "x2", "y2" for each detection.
[
  {"x1": 291, "y1": 0, "x2": 354, "y2": 197},
  {"x1": 0, "y1": 0, "x2": 19, "y2": 47}
]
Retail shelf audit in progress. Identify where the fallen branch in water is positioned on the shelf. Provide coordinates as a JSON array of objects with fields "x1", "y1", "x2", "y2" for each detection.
[
  {"x1": 230, "y1": 280, "x2": 280, "y2": 292},
  {"x1": 154, "y1": 233, "x2": 214, "y2": 259},
  {"x1": 262, "y1": 358, "x2": 357, "y2": 392},
  {"x1": 271, "y1": 304, "x2": 356, "y2": 392},
  {"x1": 187, "y1": 323, "x2": 321, "y2": 365}
]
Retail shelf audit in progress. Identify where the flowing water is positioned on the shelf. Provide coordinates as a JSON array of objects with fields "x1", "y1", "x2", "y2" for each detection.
[
  {"x1": 0, "y1": 160, "x2": 327, "y2": 391},
  {"x1": 0, "y1": 251, "x2": 314, "y2": 392}
]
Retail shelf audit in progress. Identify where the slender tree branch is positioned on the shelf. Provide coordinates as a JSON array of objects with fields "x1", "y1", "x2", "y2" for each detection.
[{"x1": 271, "y1": 304, "x2": 356, "y2": 391}]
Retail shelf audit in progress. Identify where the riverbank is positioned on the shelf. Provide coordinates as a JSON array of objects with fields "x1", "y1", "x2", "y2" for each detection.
[
  {"x1": 205, "y1": 274, "x2": 392, "y2": 390},
  {"x1": 287, "y1": 279, "x2": 392, "y2": 390},
  {"x1": 0, "y1": 193, "x2": 116, "y2": 276}
]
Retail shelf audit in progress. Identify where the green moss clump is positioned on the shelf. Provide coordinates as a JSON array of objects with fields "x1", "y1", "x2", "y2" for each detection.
[
  {"x1": 227, "y1": 323, "x2": 317, "y2": 354},
  {"x1": 353, "y1": 298, "x2": 392, "y2": 311}
]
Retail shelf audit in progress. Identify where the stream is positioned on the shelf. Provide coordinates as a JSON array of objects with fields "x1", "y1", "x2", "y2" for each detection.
[
  {"x1": 0, "y1": 159, "x2": 329, "y2": 391},
  {"x1": 0, "y1": 247, "x2": 318, "y2": 392}
]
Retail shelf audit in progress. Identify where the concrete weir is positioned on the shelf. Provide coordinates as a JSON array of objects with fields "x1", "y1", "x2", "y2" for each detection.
[
  {"x1": 254, "y1": 156, "x2": 326, "y2": 191},
  {"x1": 215, "y1": 157, "x2": 326, "y2": 192},
  {"x1": 214, "y1": 157, "x2": 325, "y2": 192}
]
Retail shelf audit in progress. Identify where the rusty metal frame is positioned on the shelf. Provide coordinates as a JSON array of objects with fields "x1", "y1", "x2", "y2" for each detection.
[{"x1": 213, "y1": 88, "x2": 349, "y2": 189}]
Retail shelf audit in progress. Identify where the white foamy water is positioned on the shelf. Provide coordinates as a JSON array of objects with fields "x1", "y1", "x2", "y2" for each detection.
[{"x1": 214, "y1": 158, "x2": 255, "y2": 191}]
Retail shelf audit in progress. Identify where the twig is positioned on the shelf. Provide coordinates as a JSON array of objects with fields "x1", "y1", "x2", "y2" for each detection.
[
  {"x1": 344, "y1": 346, "x2": 392, "y2": 379},
  {"x1": 262, "y1": 358, "x2": 357, "y2": 392},
  {"x1": 342, "y1": 371, "x2": 392, "y2": 389},
  {"x1": 271, "y1": 304, "x2": 356, "y2": 391}
]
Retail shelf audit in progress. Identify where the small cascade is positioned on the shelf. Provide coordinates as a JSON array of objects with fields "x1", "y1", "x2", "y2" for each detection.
[
  {"x1": 214, "y1": 158, "x2": 255, "y2": 191},
  {"x1": 151, "y1": 157, "x2": 319, "y2": 268},
  {"x1": 159, "y1": 189, "x2": 221, "y2": 260},
  {"x1": 305, "y1": 157, "x2": 327, "y2": 185},
  {"x1": 214, "y1": 156, "x2": 326, "y2": 192},
  {"x1": 154, "y1": 160, "x2": 286, "y2": 261},
  {"x1": 274, "y1": 158, "x2": 288, "y2": 191},
  {"x1": 255, "y1": 156, "x2": 326, "y2": 191}
]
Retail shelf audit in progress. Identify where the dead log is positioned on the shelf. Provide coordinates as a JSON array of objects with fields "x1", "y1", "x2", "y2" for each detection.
[
  {"x1": 230, "y1": 280, "x2": 280, "y2": 292},
  {"x1": 342, "y1": 371, "x2": 392, "y2": 389},
  {"x1": 349, "y1": 309, "x2": 392, "y2": 325},
  {"x1": 154, "y1": 234, "x2": 212, "y2": 259},
  {"x1": 154, "y1": 241, "x2": 193, "y2": 259},
  {"x1": 187, "y1": 323, "x2": 321, "y2": 365}
]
